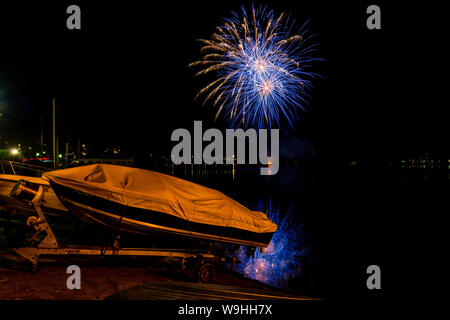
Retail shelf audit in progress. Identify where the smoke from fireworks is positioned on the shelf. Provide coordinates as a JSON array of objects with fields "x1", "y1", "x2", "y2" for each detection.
[{"x1": 189, "y1": 5, "x2": 322, "y2": 128}]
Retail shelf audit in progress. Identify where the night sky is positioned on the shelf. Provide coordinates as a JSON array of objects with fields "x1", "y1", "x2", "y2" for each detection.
[{"x1": 0, "y1": 1, "x2": 447, "y2": 162}]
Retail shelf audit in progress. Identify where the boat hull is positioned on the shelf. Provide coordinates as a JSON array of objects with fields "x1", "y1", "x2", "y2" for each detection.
[{"x1": 51, "y1": 181, "x2": 274, "y2": 247}]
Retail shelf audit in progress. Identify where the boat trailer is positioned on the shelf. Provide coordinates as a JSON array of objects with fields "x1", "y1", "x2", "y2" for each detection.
[{"x1": 6, "y1": 179, "x2": 229, "y2": 283}]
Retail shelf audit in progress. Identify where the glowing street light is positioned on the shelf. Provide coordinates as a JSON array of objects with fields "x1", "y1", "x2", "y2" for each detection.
[
  {"x1": 36, "y1": 152, "x2": 40, "y2": 157},
  {"x1": 10, "y1": 148, "x2": 18, "y2": 155}
]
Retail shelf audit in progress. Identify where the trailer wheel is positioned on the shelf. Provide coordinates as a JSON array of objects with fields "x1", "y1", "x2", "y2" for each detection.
[{"x1": 195, "y1": 262, "x2": 215, "y2": 283}]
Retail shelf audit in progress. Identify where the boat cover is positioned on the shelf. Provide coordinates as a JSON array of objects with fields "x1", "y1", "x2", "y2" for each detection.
[{"x1": 42, "y1": 164, "x2": 277, "y2": 234}]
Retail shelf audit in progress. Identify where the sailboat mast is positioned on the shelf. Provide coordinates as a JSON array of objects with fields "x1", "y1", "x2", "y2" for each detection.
[
  {"x1": 52, "y1": 98, "x2": 56, "y2": 168},
  {"x1": 40, "y1": 112, "x2": 44, "y2": 154}
]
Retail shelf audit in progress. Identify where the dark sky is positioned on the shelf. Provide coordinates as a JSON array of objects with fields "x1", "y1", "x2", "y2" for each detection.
[{"x1": 0, "y1": 1, "x2": 447, "y2": 161}]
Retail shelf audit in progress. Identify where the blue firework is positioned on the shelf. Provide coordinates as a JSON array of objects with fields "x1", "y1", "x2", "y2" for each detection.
[{"x1": 189, "y1": 4, "x2": 322, "y2": 128}]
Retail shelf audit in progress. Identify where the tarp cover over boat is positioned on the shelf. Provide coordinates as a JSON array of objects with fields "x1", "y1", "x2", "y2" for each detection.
[{"x1": 42, "y1": 164, "x2": 277, "y2": 243}]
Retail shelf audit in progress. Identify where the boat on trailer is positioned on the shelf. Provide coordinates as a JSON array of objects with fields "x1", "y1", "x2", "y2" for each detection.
[
  {"x1": 5, "y1": 164, "x2": 277, "y2": 282},
  {"x1": 42, "y1": 164, "x2": 277, "y2": 247}
]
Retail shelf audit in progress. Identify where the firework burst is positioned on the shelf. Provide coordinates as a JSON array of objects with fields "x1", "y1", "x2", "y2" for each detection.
[{"x1": 189, "y1": 5, "x2": 322, "y2": 128}]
